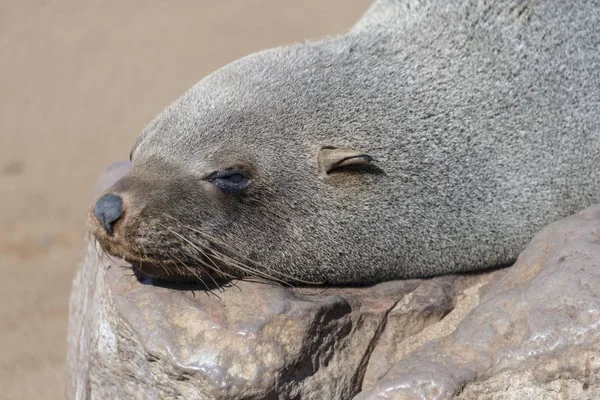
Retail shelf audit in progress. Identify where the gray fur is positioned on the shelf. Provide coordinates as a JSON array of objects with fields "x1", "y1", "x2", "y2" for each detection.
[{"x1": 94, "y1": 0, "x2": 600, "y2": 285}]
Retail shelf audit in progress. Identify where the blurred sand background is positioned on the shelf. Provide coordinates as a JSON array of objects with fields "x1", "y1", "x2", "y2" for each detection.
[{"x1": 0, "y1": 1, "x2": 371, "y2": 398}]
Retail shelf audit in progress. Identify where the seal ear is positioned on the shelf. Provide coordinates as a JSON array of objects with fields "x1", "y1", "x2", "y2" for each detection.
[{"x1": 318, "y1": 146, "x2": 376, "y2": 175}]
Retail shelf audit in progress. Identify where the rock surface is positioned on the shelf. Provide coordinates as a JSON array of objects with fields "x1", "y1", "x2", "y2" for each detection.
[{"x1": 67, "y1": 164, "x2": 600, "y2": 399}]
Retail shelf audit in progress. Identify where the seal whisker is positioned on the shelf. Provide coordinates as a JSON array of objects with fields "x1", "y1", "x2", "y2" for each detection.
[
  {"x1": 164, "y1": 217, "x2": 302, "y2": 285},
  {"x1": 159, "y1": 224, "x2": 228, "y2": 276},
  {"x1": 164, "y1": 219, "x2": 292, "y2": 285},
  {"x1": 171, "y1": 225, "x2": 293, "y2": 285},
  {"x1": 168, "y1": 249, "x2": 218, "y2": 291},
  {"x1": 89, "y1": 232, "x2": 114, "y2": 270},
  {"x1": 206, "y1": 247, "x2": 293, "y2": 287},
  {"x1": 131, "y1": 243, "x2": 151, "y2": 276},
  {"x1": 159, "y1": 223, "x2": 239, "y2": 285},
  {"x1": 140, "y1": 241, "x2": 173, "y2": 278},
  {"x1": 173, "y1": 239, "x2": 244, "y2": 293},
  {"x1": 170, "y1": 217, "x2": 322, "y2": 285},
  {"x1": 182, "y1": 265, "x2": 209, "y2": 289},
  {"x1": 101, "y1": 247, "x2": 123, "y2": 266},
  {"x1": 90, "y1": 237, "x2": 110, "y2": 268},
  {"x1": 117, "y1": 270, "x2": 137, "y2": 283},
  {"x1": 179, "y1": 248, "x2": 234, "y2": 289},
  {"x1": 176, "y1": 247, "x2": 227, "y2": 284},
  {"x1": 177, "y1": 241, "x2": 234, "y2": 282},
  {"x1": 137, "y1": 239, "x2": 167, "y2": 276}
]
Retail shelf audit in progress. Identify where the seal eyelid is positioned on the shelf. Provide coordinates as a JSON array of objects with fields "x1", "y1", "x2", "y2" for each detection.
[{"x1": 209, "y1": 168, "x2": 252, "y2": 194}]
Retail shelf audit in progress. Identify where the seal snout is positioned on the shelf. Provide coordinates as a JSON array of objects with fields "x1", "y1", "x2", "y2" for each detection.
[{"x1": 93, "y1": 194, "x2": 124, "y2": 236}]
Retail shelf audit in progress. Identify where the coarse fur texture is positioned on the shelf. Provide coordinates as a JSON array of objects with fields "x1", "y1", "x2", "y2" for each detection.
[{"x1": 90, "y1": 0, "x2": 600, "y2": 285}]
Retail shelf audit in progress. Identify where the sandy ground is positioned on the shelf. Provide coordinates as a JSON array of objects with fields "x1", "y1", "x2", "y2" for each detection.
[{"x1": 0, "y1": 1, "x2": 371, "y2": 398}]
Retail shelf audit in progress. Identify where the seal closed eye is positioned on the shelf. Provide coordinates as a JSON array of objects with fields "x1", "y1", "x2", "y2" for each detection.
[
  {"x1": 209, "y1": 169, "x2": 252, "y2": 194},
  {"x1": 89, "y1": 0, "x2": 600, "y2": 286}
]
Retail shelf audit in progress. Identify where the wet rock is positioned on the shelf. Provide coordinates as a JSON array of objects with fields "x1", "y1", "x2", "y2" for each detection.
[{"x1": 67, "y1": 162, "x2": 600, "y2": 399}]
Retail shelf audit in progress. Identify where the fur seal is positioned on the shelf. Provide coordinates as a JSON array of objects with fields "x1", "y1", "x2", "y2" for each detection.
[{"x1": 89, "y1": 0, "x2": 600, "y2": 286}]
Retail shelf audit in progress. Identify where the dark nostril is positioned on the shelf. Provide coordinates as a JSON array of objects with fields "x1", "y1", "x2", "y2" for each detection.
[{"x1": 93, "y1": 194, "x2": 123, "y2": 236}]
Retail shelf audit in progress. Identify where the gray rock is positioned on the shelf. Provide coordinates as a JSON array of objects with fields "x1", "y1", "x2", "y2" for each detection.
[
  {"x1": 67, "y1": 239, "x2": 472, "y2": 399},
  {"x1": 67, "y1": 163, "x2": 600, "y2": 399},
  {"x1": 356, "y1": 204, "x2": 600, "y2": 400}
]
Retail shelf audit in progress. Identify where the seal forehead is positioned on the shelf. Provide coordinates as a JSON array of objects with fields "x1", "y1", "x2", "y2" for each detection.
[
  {"x1": 136, "y1": 101, "x2": 288, "y2": 171},
  {"x1": 137, "y1": 59, "x2": 293, "y2": 157},
  {"x1": 134, "y1": 38, "x2": 364, "y2": 160}
]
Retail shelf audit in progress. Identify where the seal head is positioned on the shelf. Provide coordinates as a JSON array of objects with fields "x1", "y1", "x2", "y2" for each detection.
[{"x1": 90, "y1": 0, "x2": 600, "y2": 285}]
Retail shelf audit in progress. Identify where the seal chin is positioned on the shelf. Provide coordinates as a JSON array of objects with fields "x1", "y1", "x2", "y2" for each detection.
[
  {"x1": 94, "y1": 237, "x2": 229, "y2": 285},
  {"x1": 127, "y1": 259, "x2": 209, "y2": 284},
  {"x1": 128, "y1": 255, "x2": 238, "y2": 285}
]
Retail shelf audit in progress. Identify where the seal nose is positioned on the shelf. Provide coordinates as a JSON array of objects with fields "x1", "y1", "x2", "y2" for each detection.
[{"x1": 93, "y1": 194, "x2": 123, "y2": 236}]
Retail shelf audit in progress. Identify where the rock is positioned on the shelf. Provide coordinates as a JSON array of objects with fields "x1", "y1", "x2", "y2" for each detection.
[
  {"x1": 355, "y1": 204, "x2": 600, "y2": 400},
  {"x1": 67, "y1": 163, "x2": 600, "y2": 399},
  {"x1": 67, "y1": 239, "x2": 476, "y2": 399}
]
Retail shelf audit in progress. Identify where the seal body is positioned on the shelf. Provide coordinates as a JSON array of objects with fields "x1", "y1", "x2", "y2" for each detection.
[{"x1": 90, "y1": 0, "x2": 600, "y2": 285}]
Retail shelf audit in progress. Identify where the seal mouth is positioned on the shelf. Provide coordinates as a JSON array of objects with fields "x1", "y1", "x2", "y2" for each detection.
[
  {"x1": 88, "y1": 211, "x2": 319, "y2": 287},
  {"x1": 88, "y1": 215, "x2": 247, "y2": 285},
  {"x1": 91, "y1": 229, "x2": 238, "y2": 285}
]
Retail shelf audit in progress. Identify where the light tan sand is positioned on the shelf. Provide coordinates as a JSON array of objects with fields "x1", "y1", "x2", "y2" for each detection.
[{"x1": 0, "y1": 1, "x2": 371, "y2": 397}]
